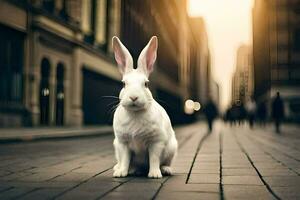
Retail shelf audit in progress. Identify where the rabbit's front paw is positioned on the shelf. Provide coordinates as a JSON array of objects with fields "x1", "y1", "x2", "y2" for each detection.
[
  {"x1": 113, "y1": 163, "x2": 119, "y2": 171},
  {"x1": 148, "y1": 169, "x2": 162, "y2": 179},
  {"x1": 161, "y1": 166, "x2": 172, "y2": 176},
  {"x1": 113, "y1": 168, "x2": 128, "y2": 177}
]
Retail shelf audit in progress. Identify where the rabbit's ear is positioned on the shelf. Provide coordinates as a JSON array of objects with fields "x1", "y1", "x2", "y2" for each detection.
[
  {"x1": 137, "y1": 36, "x2": 158, "y2": 77},
  {"x1": 112, "y1": 36, "x2": 133, "y2": 74}
]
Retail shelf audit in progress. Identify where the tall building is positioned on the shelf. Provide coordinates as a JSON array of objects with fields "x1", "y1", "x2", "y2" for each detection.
[
  {"x1": 188, "y1": 17, "x2": 211, "y2": 106},
  {"x1": 253, "y1": 0, "x2": 300, "y2": 120},
  {"x1": 232, "y1": 45, "x2": 254, "y2": 104},
  {"x1": 0, "y1": 0, "x2": 211, "y2": 126}
]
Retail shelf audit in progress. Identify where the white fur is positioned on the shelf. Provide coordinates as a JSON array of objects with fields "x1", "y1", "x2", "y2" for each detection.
[{"x1": 112, "y1": 36, "x2": 178, "y2": 178}]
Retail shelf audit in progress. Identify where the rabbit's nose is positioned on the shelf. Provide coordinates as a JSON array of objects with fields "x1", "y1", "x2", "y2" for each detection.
[{"x1": 130, "y1": 96, "x2": 138, "y2": 102}]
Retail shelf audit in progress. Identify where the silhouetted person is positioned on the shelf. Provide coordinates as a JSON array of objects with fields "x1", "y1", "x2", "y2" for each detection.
[
  {"x1": 236, "y1": 102, "x2": 246, "y2": 125},
  {"x1": 231, "y1": 103, "x2": 240, "y2": 125},
  {"x1": 225, "y1": 107, "x2": 232, "y2": 124},
  {"x1": 203, "y1": 99, "x2": 218, "y2": 132},
  {"x1": 257, "y1": 101, "x2": 267, "y2": 127},
  {"x1": 246, "y1": 97, "x2": 257, "y2": 129},
  {"x1": 272, "y1": 92, "x2": 284, "y2": 133}
]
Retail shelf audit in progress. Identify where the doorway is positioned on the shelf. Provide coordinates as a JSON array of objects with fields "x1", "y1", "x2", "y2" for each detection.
[{"x1": 39, "y1": 58, "x2": 50, "y2": 125}]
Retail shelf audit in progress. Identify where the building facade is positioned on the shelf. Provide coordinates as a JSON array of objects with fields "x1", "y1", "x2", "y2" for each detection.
[
  {"x1": 120, "y1": 0, "x2": 213, "y2": 122},
  {"x1": 0, "y1": 0, "x2": 122, "y2": 127},
  {"x1": 188, "y1": 17, "x2": 211, "y2": 106},
  {"x1": 232, "y1": 45, "x2": 254, "y2": 104},
  {"x1": 0, "y1": 0, "x2": 211, "y2": 127},
  {"x1": 253, "y1": 0, "x2": 300, "y2": 120}
]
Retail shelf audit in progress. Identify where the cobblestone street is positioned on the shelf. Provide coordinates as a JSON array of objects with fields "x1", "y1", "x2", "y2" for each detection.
[{"x1": 0, "y1": 122, "x2": 299, "y2": 200}]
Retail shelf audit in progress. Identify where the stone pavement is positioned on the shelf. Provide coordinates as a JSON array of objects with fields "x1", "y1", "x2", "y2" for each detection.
[{"x1": 0, "y1": 122, "x2": 299, "y2": 199}]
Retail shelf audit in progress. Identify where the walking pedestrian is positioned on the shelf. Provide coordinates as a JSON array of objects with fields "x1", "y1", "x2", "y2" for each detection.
[
  {"x1": 272, "y1": 92, "x2": 285, "y2": 133},
  {"x1": 246, "y1": 96, "x2": 257, "y2": 129},
  {"x1": 257, "y1": 101, "x2": 267, "y2": 127},
  {"x1": 203, "y1": 98, "x2": 218, "y2": 132}
]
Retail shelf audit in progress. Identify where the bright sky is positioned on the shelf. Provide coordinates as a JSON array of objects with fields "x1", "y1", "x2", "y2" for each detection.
[{"x1": 188, "y1": 0, "x2": 254, "y2": 110}]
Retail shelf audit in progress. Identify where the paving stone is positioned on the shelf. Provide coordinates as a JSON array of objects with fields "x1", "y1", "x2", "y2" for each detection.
[
  {"x1": 17, "y1": 171, "x2": 64, "y2": 182},
  {"x1": 253, "y1": 162, "x2": 285, "y2": 169},
  {"x1": 188, "y1": 174, "x2": 220, "y2": 184},
  {"x1": 194, "y1": 161, "x2": 220, "y2": 165},
  {"x1": 223, "y1": 185, "x2": 274, "y2": 200},
  {"x1": 130, "y1": 177, "x2": 168, "y2": 184},
  {"x1": 20, "y1": 188, "x2": 68, "y2": 200},
  {"x1": 72, "y1": 163, "x2": 114, "y2": 173},
  {"x1": 258, "y1": 168, "x2": 296, "y2": 176},
  {"x1": 191, "y1": 168, "x2": 220, "y2": 174},
  {"x1": 50, "y1": 172, "x2": 95, "y2": 182},
  {"x1": 223, "y1": 175, "x2": 264, "y2": 185},
  {"x1": 161, "y1": 175, "x2": 219, "y2": 193},
  {"x1": 222, "y1": 164, "x2": 253, "y2": 169},
  {"x1": 222, "y1": 161, "x2": 250, "y2": 166},
  {"x1": 0, "y1": 186, "x2": 11, "y2": 193},
  {"x1": 0, "y1": 171, "x2": 34, "y2": 181},
  {"x1": 156, "y1": 191, "x2": 220, "y2": 200},
  {"x1": 223, "y1": 168, "x2": 257, "y2": 176},
  {"x1": 0, "y1": 180, "x2": 78, "y2": 189},
  {"x1": 0, "y1": 187, "x2": 36, "y2": 199},
  {"x1": 4, "y1": 164, "x2": 35, "y2": 173},
  {"x1": 272, "y1": 186, "x2": 300, "y2": 200},
  {"x1": 114, "y1": 181, "x2": 161, "y2": 192},
  {"x1": 193, "y1": 164, "x2": 220, "y2": 170},
  {"x1": 0, "y1": 171, "x2": 11, "y2": 177},
  {"x1": 249, "y1": 156, "x2": 273, "y2": 162},
  {"x1": 102, "y1": 191, "x2": 159, "y2": 200},
  {"x1": 174, "y1": 168, "x2": 191, "y2": 174},
  {"x1": 55, "y1": 180, "x2": 120, "y2": 200},
  {"x1": 264, "y1": 176, "x2": 300, "y2": 187},
  {"x1": 93, "y1": 169, "x2": 132, "y2": 183}
]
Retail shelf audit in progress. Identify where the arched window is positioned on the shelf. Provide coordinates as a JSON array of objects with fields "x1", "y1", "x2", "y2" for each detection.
[{"x1": 56, "y1": 63, "x2": 65, "y2": 125}]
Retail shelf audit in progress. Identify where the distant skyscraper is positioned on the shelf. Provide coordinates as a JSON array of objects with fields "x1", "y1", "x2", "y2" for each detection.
[{"x1": 232, "y1": 45, "x2": 254, "y2": 104}]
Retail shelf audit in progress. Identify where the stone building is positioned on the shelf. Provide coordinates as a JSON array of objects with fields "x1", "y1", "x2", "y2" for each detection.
[
  {"x1": 0, "y1": 0, "x2": 122, "y2": 127},
  {"x1": 232, "y1": 45, "x2": 254, "y2": 104},
  {"x1": 188, "y1": 17, "x2": 211, "y2": 106},
  {"x1": 253, "y1": 0, "x2": 300, "y2": 120},
  {"x1": 0, "y1": 0, "x2": 211, "y2": 127}
]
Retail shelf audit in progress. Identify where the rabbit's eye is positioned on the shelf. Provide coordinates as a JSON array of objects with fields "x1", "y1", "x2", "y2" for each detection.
[
  {"x1": 144, "y1": 81, "x2": 149, "y2": 88},
  {"x1": 122, "y1": 81, "x2": 126, "y2": 88}
]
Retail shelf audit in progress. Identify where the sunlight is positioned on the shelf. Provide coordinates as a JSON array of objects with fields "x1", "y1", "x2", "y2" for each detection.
[{"x1": 188, "y1": 0, "x2": 254, "y2": 110}]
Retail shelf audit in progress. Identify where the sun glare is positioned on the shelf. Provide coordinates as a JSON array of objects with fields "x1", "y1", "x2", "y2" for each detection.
[{"x1": 187, "y1": 0, "x2": 254, "y2": 110}]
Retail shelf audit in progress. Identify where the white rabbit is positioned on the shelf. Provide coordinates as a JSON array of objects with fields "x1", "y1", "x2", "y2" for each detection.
[{"x1": 111, "y1": 36, "x2": 178, "y2": 178}]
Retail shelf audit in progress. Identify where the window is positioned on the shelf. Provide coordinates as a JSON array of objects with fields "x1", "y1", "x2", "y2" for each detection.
[
  {"x1": 0, "y1": 25, "x2": 24, "y2": 105},
  {"x1": 42, "y1": 0, "x2": 69, "y2": 21},
  {"x1": 82, "y1": 0, "x2": 115, "y2": 51},
  {"x1": 294, "y1": 29, "x2": 300, "y2": 51},
  {"x1": 42, "y1": 0, "x2": 55, "y2": 13},
  {"x1": 82, "y1": 0, "x2": 97, "y2": 44},
  {"x1": 95, "y1": 0, "x2": 108, "y2": 46}
]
